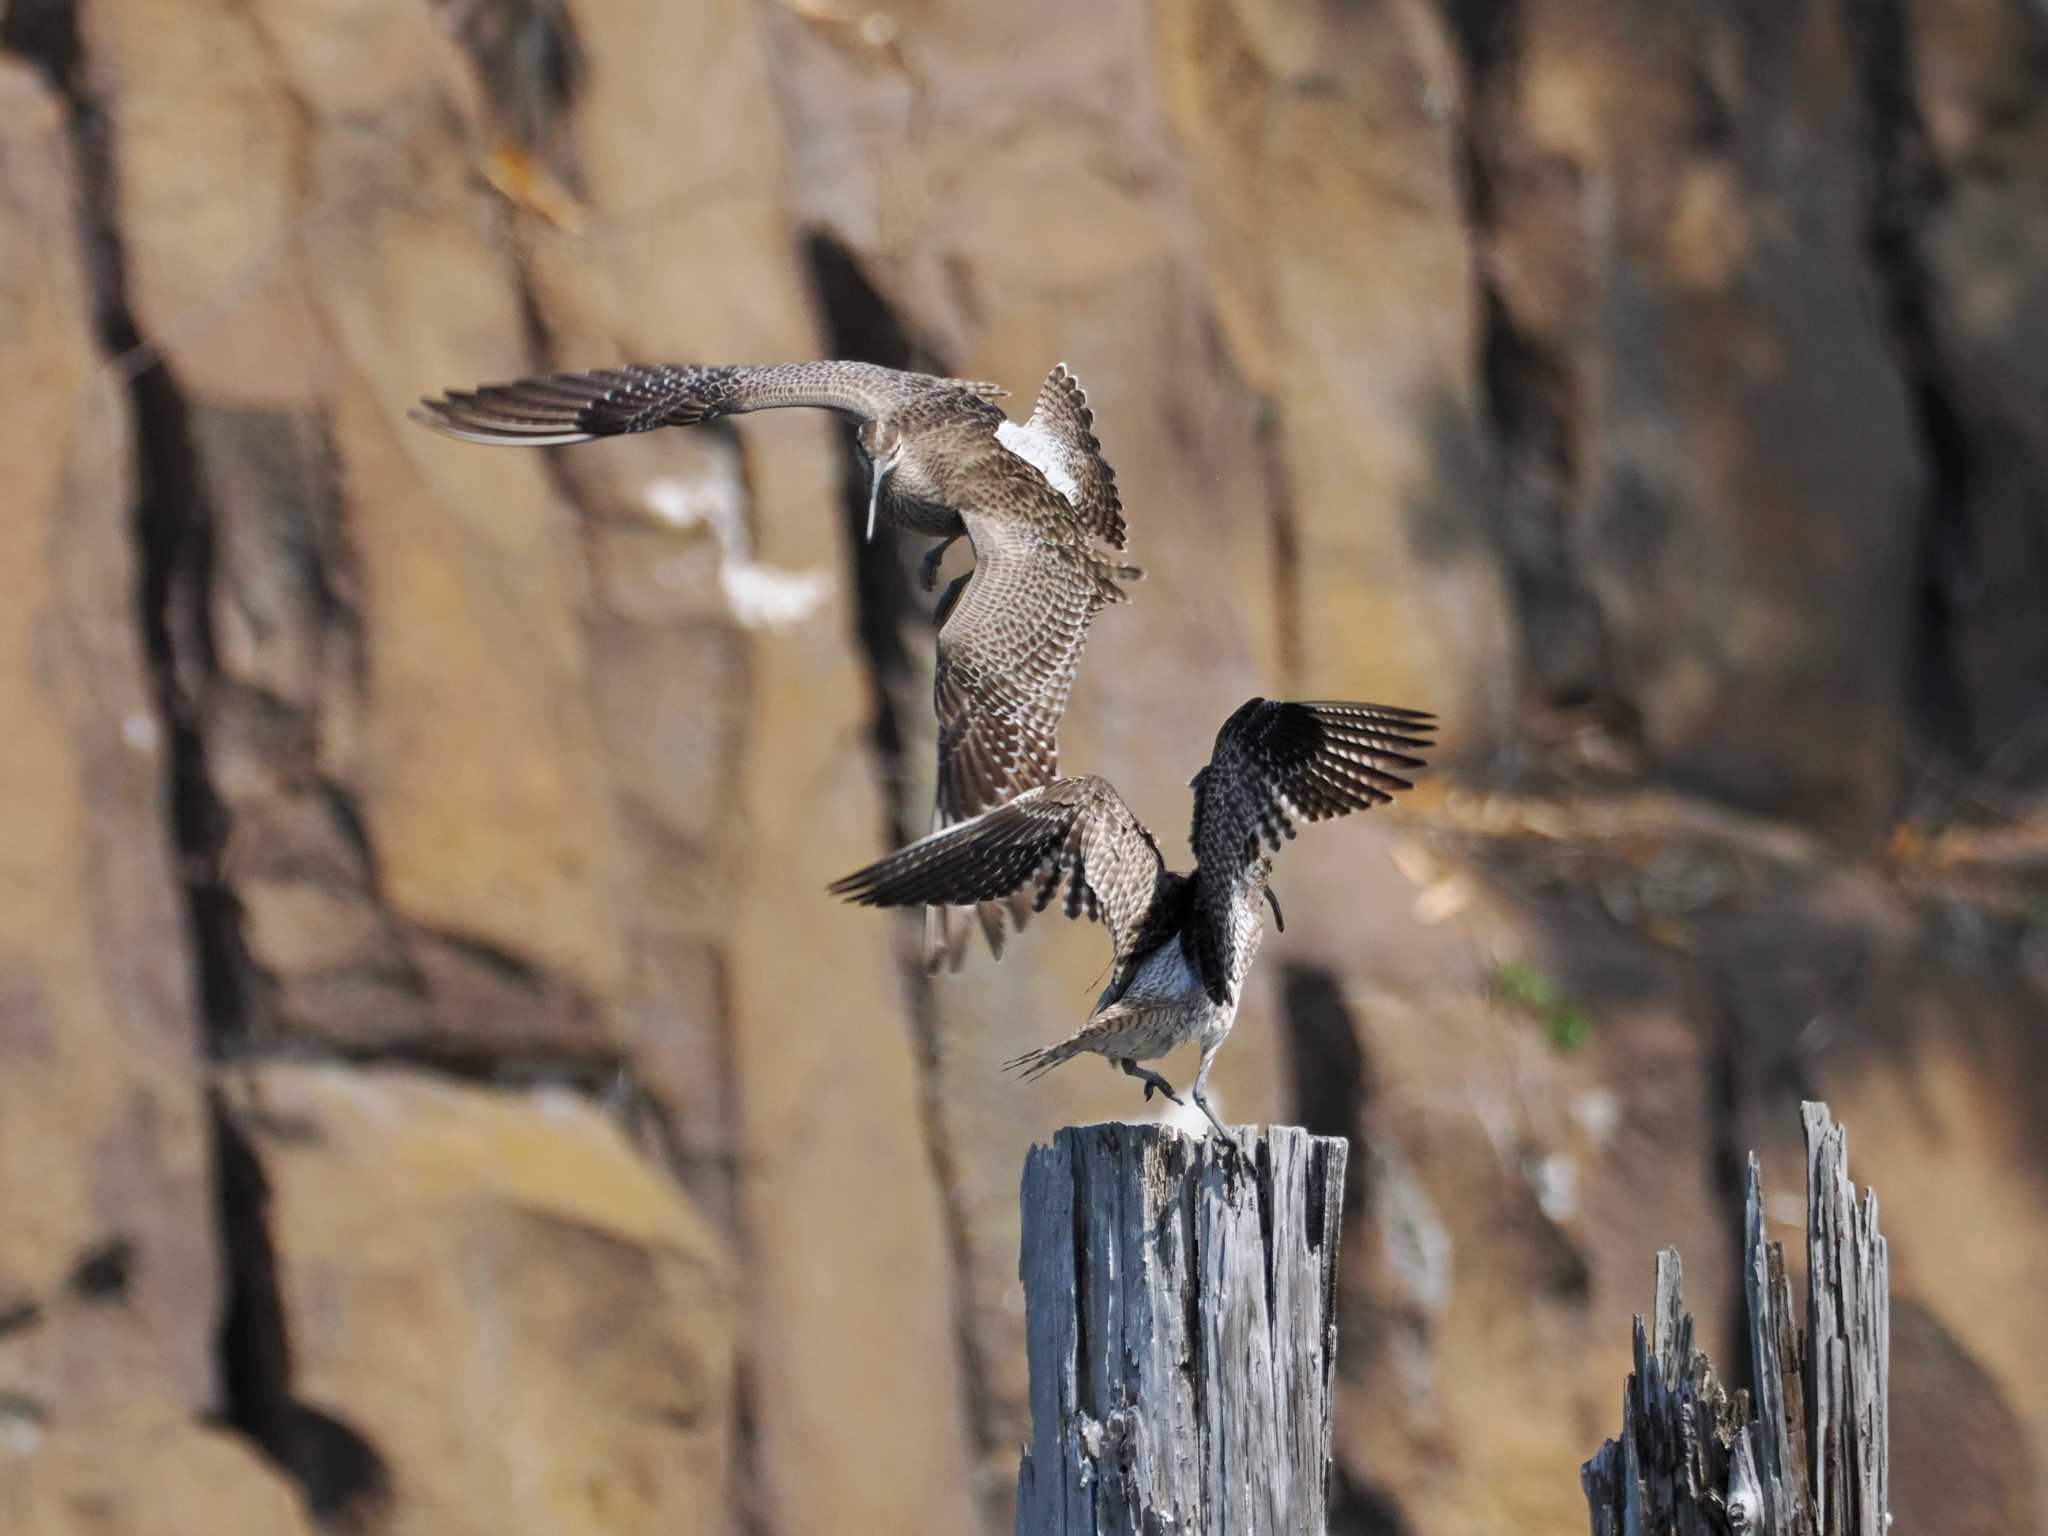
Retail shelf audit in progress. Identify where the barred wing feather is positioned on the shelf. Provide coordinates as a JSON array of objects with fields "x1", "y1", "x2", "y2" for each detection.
[{"x1": 1187, "y1": 699, "x2": 1435, "y2": 1004}]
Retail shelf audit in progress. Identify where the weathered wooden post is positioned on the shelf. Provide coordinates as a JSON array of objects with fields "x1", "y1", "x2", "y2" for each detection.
[
  {"x1": 1016, "y1": 1124, "x2": 1347, "y2": 1534},
  {"x1": 1583, "y1": 1102, "x2": 1890, "y2": 1536}
]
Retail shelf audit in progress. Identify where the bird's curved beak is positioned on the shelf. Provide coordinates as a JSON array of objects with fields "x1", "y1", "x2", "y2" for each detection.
[
  {"x1": 865, "y1": 455, "x2": 888, "y2": 543},
  {"x1": 1264, "y1": 885, "x2": 1285, "y2": 933}
]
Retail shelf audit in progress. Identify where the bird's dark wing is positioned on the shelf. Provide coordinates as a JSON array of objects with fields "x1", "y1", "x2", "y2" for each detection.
[
  {"x1": 831, "y1": 777, "x2": 1172, "y2": 969},
  {"x1": 1188, "y1": 699, "x2": 1435, "y2": 1003},
  {"x1": 412, "y1": 361, "x2": 1007, "y2": 445},
  {"x1": 1001, "y1": 364, "x2": 1127, "y2": 550}
]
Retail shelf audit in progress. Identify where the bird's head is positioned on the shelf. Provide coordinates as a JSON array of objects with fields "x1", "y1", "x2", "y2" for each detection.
[{"x1": 856, "y1": 419, "x2": 906, "y2": 541}]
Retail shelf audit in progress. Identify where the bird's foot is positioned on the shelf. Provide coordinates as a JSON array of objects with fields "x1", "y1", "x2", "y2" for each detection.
[
  {"x1": 1120, "y1": 1058, "x2": 1183, "y2": 1106},
  {"x1": 1192, "y1": 1092, "x2": 1242, "y2": 1156}
]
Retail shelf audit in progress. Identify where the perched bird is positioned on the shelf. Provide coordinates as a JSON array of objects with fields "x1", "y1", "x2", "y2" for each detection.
[
  {"x1": 414, "y1": 360, "x2": 1137, "y2": 969},
  {"x1": 829, "y1": 698, "x2": 1435, "y2": 1147}
]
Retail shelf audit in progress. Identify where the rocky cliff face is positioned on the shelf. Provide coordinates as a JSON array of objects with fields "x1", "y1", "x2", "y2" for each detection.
[{"x1": 0, "y1": 0, "x2": 2042, "y2": 1533}]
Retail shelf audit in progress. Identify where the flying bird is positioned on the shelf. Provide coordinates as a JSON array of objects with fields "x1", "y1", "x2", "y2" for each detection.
[
  {"x1": 828, "y1": 698, "x2": 1435, "y2": 1148},
  {"x1": 414, "y1": 359, "x2": 1137, "y2": 970}
]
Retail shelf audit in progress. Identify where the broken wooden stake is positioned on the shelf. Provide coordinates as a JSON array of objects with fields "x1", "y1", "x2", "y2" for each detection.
[
  {"x1": 1583, "y1": 1101, "x2": 1890, "y2": 1536},
  {"x1": 1015, "y1": 1124, "x2": 1346, "y2": 1534}
]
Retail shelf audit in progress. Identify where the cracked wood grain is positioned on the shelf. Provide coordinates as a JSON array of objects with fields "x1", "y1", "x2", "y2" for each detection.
[
  {"x1": 1016, "y1": 1124, "x2": 1345, "y2": 1535},
  {"x1": 1583, "y1": 1102, "x2": 1890, "y2": 1536}
]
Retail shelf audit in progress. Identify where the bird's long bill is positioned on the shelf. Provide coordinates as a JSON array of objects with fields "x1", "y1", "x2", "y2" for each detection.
[
  {"x1": 865, "y1": 457, "x2": 887, "y2": 542},
  {"x1": 1264, "y1": 885, "x2": 1286, "y2": 933}
]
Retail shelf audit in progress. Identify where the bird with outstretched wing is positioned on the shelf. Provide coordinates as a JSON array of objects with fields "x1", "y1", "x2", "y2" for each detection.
[
  {"x1": 830, "y1": 698, "x2": 1435, "y2": 1147},
  {"x1": 415, "y1": 359, "x2": 1137, "y2": 970}
]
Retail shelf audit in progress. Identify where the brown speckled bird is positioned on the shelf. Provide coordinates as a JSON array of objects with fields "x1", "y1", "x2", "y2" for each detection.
[
  {"x1": 829, "y1": 698, "x2": 1435, "y2": 1147},
  {"x1": 414, "y1": 360, "x2": 1138, "y2": 970}
]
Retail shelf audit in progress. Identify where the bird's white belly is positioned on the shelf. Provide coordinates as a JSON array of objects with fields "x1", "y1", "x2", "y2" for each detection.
[{"x1": 1085, "y1": 936, "x2": 1234, "y2": 1063}]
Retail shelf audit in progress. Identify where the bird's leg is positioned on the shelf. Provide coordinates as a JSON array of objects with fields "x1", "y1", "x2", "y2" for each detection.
[
  {"x1": 919, "y1": 533, "x2": 961, "y2": 592},
  {"x1": 1189, "y1": 1041, "x2": 1241, "y2": 1154},
  {"x1": 932, "y1": 571, "x2": 972, "y2": 629},
  {"x1": 1119, "y1": 1056, "x2": 1183, "y2": 1105}
]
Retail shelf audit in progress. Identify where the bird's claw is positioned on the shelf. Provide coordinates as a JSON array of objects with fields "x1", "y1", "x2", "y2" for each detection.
[{"x1": 1123, "y1": 1059, "x2": 1184, "y2": 1106}]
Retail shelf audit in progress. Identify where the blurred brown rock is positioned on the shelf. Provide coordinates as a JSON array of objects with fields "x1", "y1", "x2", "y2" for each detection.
[
  {"x1": 1, "y1": 0, "x2": 2043, "y2": 1532},
  {"x1": 5, "y1": 1412, "x2": 317, "y2": 1536},
  {"x1": 220, "y1": 1062, "x2": 734, "y2": 1536},
  {"x1": 1907, "y1": 0, "x2": 2048, "y2": 782},
  {"x1": 1464, "y1": 0, "x2": 1925, "y2": 825},
  {"x1": 0, "y1": 44, "x2": 221, "y2": 1449}
]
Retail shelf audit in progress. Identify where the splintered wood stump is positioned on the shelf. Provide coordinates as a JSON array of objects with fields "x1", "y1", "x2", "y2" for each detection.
[
  {"x1": 1583, "y1": 1102, "x2": 1890, "y2": 1536},
  {"x1": 1016, "y1": 1125, "x2": 1346, "y2": 1534}
]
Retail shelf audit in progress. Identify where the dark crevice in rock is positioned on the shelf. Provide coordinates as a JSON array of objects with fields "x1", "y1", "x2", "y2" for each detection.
[
  {"x1": 1695, "y1": 907, "x2": 1846, "y2": 1379},
  {"x1": 1279, "y1": 966, "x2": 1414, "y2": 1532},
  {"x1": 1841, "y1": 0, "x2": 1978, "y2": 775},
  {"x1": 1700, "y1": 977, "x2": 1758, "y2": 1393},
  {"x1": 1278, "y1": 964, "x2": 1369, "y2": 1219},
  {"x1": 213, "y1": 1096, "x2": 392, "y2": 1531},
  {"x1": 1328, "y1": 1461, "x2": 1414, "y2": 1536},
  {"x1": 0, "y1": 0, "x2": 81, "y2": 92},
  {"x1": 293, "y1": 1037, "x2": 630, "y2": 1093},
  {"x1": 66, "y1": 1238, "x2": 136, "y2": 1301},
  {"x1": 1439, "y1": 0, "x2": 1635, "y2": 754},
  {"x1": 441, "y1": 0, "x2": 585, "y2": 151},
  {"x1": 124, "y1": 340, "x2": 257, "y2": 1052},
  {"x1": 6, "y1": 0, "x2": 260, "y2": 1056},
  {"x1": 413, "y1": 925, "x2": 555, "y2": 993},
  {"x1": 13, "y1": 22, "x2": 392, "y2": 1517},
  {"x1": 1475, "y1": 291, "x2": 1610, "y2": 718},
  {"x1": 801, "y1": 227, "x2": 1002, "y2": 1473},
  {"x1": 0, "y1": 1302, "x2": 45, "y2": 1340},
  {"x1": 724, "y1": 1358, "x2": 774, "y2": 1536},
  {"x1": 1253, "y1": 399, "x2": 1304, "y2": 684},
  {"x1": 0, "y1": 1393, "x2": 49, "y2": 1440},
  {"x1": 802, "y1": 230, "x2": 930, "y2": 854},
  {"x1": 314, "y1": 779, "x2": 381, "y2": 893}
]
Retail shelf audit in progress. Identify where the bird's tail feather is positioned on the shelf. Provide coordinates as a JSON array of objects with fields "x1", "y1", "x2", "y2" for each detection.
[
  {"x1": 921, "y1": 900, "x2": 1012, "y2": 974},
  {"x1": 1002, "y1": 1038, "x2": 1081, "y2": 1083}
]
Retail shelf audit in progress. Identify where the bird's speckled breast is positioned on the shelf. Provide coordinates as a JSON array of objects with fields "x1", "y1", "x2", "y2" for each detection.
[
  {"x1": 1077, "y1": 928, "x2": 1235, "y2": 1064},
  {"x1": 1113, "y1": 930, "x2": 1206, "y2": 1007},
  {"x1": 1218, "y1": 885, "x2": 1268, "y2": 1004},
  {"x1": 886, "y1": 489, "x2": 967, "y2": 537}
]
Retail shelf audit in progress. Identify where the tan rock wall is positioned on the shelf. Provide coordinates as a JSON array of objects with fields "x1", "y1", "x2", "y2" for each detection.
[
  {"x1": 218, "y1": 1063, "x2": 734, "y2": 1536},
  {"x1": 0, "y1": 0, "x2": 2042, "y2": 1533},
  {"x1": 0, "y1": 47, "x2": 219, "y2": 1442}
]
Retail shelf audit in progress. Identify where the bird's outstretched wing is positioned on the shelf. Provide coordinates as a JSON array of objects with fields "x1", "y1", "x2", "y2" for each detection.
[
  {"x1": 1188, "y1": 699, "x2": 1435, "y2": 1004},
  {"x1": 831, "y1": 777, "x2": 1174, "y2": 974},
  {"x1": 412, "y1": 361, "x2": 1006, "y2": 445},
  {"x1": 919, "y1": 435, "x2": 1140, "y2": 970},
  {"x1": 994, "y1": 364, "x2": 1127, "y2": 551}
]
